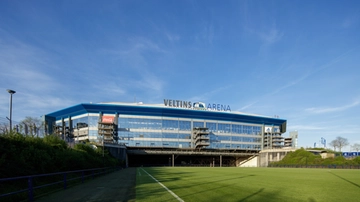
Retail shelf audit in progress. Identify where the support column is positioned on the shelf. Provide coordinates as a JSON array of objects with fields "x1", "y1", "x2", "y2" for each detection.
[
  {"x1": 266, "y1": 152, "x2": 269, "y2": 167},
  {"x1": 220, "y1": 155, "x2": 222, "y2": 167},
  {"x1": 61, "y1": 118, "x2": 65, "y2": 140},
  {"x1": 126, "y1": 153, "x2": 129, "y2": 168},
  {"x1": 172, "y1": 154, "x2": 174, "y2": 167}
]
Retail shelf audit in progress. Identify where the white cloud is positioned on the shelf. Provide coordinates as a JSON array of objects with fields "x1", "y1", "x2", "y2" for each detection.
[
  {"x1": 0, "y1": 32, "x2": 61, "y2": 93},
  {"x1": 194, "y1": 22, "x2": 215, "y2": 45},
  {"x1": 93, "y1": 82, "x2": 127, "y2": 97},
  {"x1": 238, "y1": 101, "x2": 260, "y2": 111},
  {"x1": 258, "y1": 28, "x2": 283, "y2": 44},
  {"x1": 288, "y1": 125, "x2": 324, "y2": 131},
  {"x1": 342, "y1": 15, "x2": 359, "y2": 28},
  {"x1": 245, "y1": 24, "x2": 283, "y2": 45},
  {"x1": 306, "y1": 101, "x2": 359, "y2": 114},
  {"x1": 166, "y1": 32, "x2": 180, "y2": 42},
  {"x1": 0, "y1": 30, "x2": 75, "y2": 121},
  {"x1": 188, "y1": 85, "x2": 231, "y2": 102},
  {"x1": 99, "y1": 37, "x2": 167, "y2": 96}
]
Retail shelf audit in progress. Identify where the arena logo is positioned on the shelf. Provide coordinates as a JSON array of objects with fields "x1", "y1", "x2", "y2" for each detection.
[
  {"x1": 163, "y1": 99, "x2": 192, "y2": 108},
  {"x1": 193, "y1": 102, "x2": 207, "y2": 110},
  {"x1": 163, "y1": 99, "x2": 231, "y2": 112},
  {"x1": 206, "y1": 103, "x2": 231, "y2": 112}
]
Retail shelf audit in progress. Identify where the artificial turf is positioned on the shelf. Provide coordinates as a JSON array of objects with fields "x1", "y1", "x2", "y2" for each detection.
[{"x1": 136, "y1": 167, "x2": 360, "y2": 202}]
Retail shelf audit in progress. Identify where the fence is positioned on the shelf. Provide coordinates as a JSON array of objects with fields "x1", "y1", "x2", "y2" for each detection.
[
  {"x1": 0, "y1": 166, "x2": 120, "y2": 202},
  {"x1": 268, "y1": 164, "x2": 360, "y2": 169}
]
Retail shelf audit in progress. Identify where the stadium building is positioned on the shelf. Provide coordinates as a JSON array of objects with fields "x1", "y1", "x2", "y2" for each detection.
[{"x1": 43, "y1": 99, "x2": 287, "y2": 167}]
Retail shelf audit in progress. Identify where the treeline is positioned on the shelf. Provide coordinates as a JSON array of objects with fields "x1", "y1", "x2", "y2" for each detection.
[
  {"x1": 0, "y1": 133, "x2": 120, "y2": 178},
  {"x1": 270, "y1": 148, "x2": 360, "y2": 167}
]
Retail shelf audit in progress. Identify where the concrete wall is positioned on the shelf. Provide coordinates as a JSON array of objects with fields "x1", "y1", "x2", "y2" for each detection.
[
  {"x1": 239, "y1": 156, "x2": 258, "y2": 167},
  {"x1": 258, "y1": 149, "x2": 296, "y2": 167}
]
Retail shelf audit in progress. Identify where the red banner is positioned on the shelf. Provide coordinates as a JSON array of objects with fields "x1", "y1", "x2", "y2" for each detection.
[{"x1": 102, "y1": 116, "x2": 114, "y2": 123}]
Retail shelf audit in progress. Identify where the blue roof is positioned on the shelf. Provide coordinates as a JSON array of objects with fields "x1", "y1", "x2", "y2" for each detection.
[{"x1": 45, "y1": 103, "x2": 286, "y2": 126}]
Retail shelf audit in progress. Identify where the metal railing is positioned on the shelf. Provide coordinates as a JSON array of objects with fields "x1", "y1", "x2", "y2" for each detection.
[
  {"x1": 0, "y1": 166, "x2": 120, "y2": 202},
  {"x1": 268, "y1": 164, "x2": 360, "y2": 169}
]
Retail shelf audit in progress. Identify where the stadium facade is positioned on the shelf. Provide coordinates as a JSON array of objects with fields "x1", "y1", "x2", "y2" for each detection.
[{"x1": 44, "y1": 100, "x2": 287, "y2": 166}]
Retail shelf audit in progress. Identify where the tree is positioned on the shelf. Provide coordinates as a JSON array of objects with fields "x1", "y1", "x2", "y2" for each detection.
[
  {"x1": 331, "y1": 136, "x2": 349, "y2": 153},
  {"x1": 21, "y1": 116, "x2": 43, "y2": 137},
  {"x1": 329, "y1": 140, "x2": 338, "y2": 151},
  {"x1": 0, "y1": 122, "x2": 9, "y2": 134},
  {"x1": 352, "y1": 143, "x2": 360, "y2": 152}
]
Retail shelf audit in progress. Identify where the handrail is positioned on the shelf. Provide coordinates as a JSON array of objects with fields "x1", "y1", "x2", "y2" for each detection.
[
  {"x1": 268, "y1": 164, "x2": 360, "y2": 169},
  {"x1": 0, "y1": 166, "x2": 120, "y2": 202}
]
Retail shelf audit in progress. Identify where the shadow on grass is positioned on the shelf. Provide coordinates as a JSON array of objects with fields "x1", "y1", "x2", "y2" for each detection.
[
  {"x1": 328, "y1": 171, "x2": 360, "y2": 188},
  {"x1": 175, "y1": 174, "x2": 256, "y2": 191},
  {"x1": 238, "y1": 188, "x2": 264, "y2": 202},
  {"x1": 308, "y1": 197, "x2": 317, "y2": 202},
  {"x1": 139, "y1": 169, "x2": 257, "y2": 201},
  {"x1": 142, "y1": 168, "x2": 255, "y2": 189},
  {"x1": 179, "y1": 177, "x2": 254, "y2": 199}
]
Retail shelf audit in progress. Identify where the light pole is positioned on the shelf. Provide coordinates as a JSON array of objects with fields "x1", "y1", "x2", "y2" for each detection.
[{"x1": 6, "y1": 89, "x2": 16, "y2": 133}]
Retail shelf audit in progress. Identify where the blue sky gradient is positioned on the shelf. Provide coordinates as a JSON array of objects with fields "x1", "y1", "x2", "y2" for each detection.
[{"x1": 0, "y1": 0, "x2": 359, "y2": 150}]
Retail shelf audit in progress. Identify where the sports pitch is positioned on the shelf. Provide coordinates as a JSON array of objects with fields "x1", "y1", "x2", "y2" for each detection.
[{"x1": 136, "y1": 167, "x2": 360, "y2": 202}]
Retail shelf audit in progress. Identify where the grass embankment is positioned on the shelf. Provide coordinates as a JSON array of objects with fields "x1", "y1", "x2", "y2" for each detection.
[
  {"x1": 0, "y1": 133, "x2": 119, "y2": 178},
  {"x1": 0, "y1": 133, "x2": 120, "y2": 201},
  {"x1": 137, "y1": 167, "x2": 360, "y2": 202},
  {"x1": 271, "y1": 148, "x2": 360, "y2": 167}
]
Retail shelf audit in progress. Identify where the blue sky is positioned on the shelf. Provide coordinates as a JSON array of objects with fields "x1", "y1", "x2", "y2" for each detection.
[{"x1": 0, "y1": 0, "x2": 359, "y2": 150}]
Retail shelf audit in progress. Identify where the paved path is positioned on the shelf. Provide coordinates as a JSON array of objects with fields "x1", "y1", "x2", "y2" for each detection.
[{"x1": 36, "y1": 168, "x2": 137, "y2": 202}]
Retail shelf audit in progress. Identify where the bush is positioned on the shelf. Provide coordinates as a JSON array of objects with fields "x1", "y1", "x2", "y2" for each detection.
[
  {"x1": 270, "y1": 148, "x2": 360, "y2": 167},
  {"x1": 0, "y1": 133, "x2": 120, "y2": 178}
]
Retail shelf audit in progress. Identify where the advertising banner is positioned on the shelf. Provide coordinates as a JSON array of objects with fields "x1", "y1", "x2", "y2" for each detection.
[
  {"x1": 102, "y1": 116, "x2": 114, "y2": 123},
  {"x1": 342, "y1": 152, "x2": 359, "y2": 157}
]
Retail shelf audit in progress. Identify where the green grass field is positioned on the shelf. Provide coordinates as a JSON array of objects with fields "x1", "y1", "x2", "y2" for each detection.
[{"x1": 136, "y1": 167, "x2": 360, "y2": 202}]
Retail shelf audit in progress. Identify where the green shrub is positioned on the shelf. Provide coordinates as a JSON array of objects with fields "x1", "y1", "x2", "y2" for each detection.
[
  {"x1": 270, "y1": 148, "x2": 360, "y2": 167},
  {"x1": 0, "y1": 133, "x2": 119, "y2": 178}
]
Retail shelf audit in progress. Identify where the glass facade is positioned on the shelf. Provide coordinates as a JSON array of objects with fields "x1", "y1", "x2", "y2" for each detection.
[
  {"x1": 45, "y1": 100, "x2": 291, "y2": 151},
  {"x1": 57, "y1": 114, "x2": 263, "y2": 150},
  {"x1": 116, "y1": 115, "x2": 262, "y2": 150}
]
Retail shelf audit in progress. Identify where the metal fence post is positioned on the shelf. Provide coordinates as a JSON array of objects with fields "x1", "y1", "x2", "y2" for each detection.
[
  {"x1": 63, "y1": 173, "x2": 67, "y2": 189},
  {"x1": 28, "y1": 177, "x2": 34, "y2": 202},
  {"x1": 82, "y1": 171, "x2": 84, "y2": 183}
]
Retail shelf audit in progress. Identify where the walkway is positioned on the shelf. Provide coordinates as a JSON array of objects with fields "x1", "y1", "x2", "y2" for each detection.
[{"x1": 36, "y1": 168, "x2": 136, "y2": 202}]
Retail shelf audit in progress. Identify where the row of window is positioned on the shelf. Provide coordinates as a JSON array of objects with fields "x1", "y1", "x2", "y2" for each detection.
[
  {"x1": 119, "y1": 118, "x2": 262, "y2": 135},
  {"x1": 117, "y1": 131, "x2": 261, "y2": 142},
  {"x1": 118, "y1": 132, "x2": 191, "y2": 139},
  {"x1": 123, "y1": 141, "x2": 261, "y2": 150},
  {"x1": 59, "y1": 116, "x2": 263, "y2": 135},
  {"x1": 58, "y1": 115, "x2": 270, "y2": 150}
]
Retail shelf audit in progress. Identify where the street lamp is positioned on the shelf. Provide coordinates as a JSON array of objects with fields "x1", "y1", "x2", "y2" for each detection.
[{"x1": 6, "y1": 89, "x2": 16, "y2": 133}]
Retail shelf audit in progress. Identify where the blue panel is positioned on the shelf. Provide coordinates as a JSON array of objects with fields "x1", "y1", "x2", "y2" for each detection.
[
  {"x1": 45, "y1": 103, "x2": 287, "y2": 127},
  {"x1": 342, "y1": 152, "x2": 349, "y2": 157}
]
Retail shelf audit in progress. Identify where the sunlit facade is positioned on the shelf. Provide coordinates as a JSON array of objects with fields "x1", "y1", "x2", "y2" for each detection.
[{"x1": 44, "y1": 102, "x2": 287, "y2": 151}]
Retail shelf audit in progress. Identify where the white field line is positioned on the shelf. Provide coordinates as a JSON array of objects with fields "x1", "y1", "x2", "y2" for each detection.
[{"x1": 141, "y1": 168, "x2": 184, "y2": 202}]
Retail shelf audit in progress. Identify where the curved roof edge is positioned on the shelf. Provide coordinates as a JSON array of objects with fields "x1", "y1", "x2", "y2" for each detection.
[{"x1": 45, "y1": 102, "x2": 286, "y2": 127}]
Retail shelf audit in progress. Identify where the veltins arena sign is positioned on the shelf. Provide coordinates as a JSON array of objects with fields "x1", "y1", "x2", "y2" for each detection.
[{"x1": 163, "y1": 99, "x2": 231, "y2": 112}]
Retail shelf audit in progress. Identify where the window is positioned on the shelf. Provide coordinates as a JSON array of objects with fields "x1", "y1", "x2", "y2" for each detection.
[
  {"x1": 206, "y1": 122, "x2": 217, "y2": 132},
  {"x1": 193, "y1": 121, "x2": 204, "y2": 128}
]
